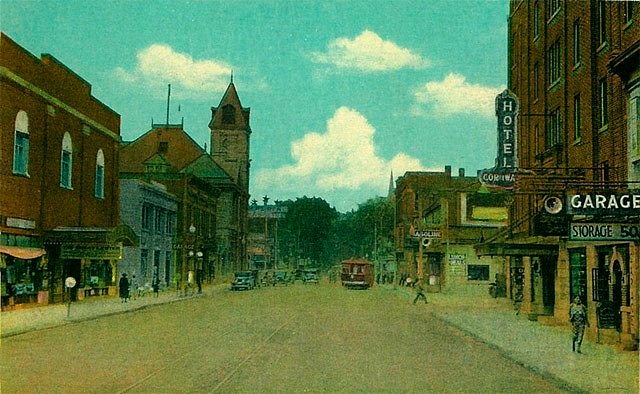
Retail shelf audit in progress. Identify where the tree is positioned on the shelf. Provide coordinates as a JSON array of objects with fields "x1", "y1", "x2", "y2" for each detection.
[{"x1": 278, "y1": 196, "x2": 339, "y2": 270}]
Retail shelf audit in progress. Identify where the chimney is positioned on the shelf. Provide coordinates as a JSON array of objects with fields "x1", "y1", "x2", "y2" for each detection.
[{"x1": 459, "y1": 168, "x2": 465, "y2": 177}]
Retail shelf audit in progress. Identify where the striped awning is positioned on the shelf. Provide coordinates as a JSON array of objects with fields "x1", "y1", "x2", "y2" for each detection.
[{"x1": 0, "y1": 245, "x2": 47, "y2": 260}]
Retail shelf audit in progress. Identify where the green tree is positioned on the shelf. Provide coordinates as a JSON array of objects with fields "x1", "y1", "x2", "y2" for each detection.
[{"x1": 278, "y1": 196, "x2": 339, "y2": 270}]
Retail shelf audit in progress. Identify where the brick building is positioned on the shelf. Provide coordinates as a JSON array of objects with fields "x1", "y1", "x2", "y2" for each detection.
[
  {"x1": 394, "y1": 167, "x2": 509, "y2": 294},
  {"x1": 0, "y1": 33, "x2": 136, "y2": 309},
  {"x1": 478, "y1": 1, "x2": 639, "y2": 350}
]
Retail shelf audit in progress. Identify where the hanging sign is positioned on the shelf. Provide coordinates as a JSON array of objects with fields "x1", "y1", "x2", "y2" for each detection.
[{"x1": 479, "y1": 90, "x2": 519, "y2": 189}]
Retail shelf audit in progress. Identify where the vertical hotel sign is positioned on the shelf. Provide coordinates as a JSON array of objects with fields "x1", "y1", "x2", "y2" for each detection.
[{"x1": 479, "y1": 90, "x2": 519, "y2": 189}]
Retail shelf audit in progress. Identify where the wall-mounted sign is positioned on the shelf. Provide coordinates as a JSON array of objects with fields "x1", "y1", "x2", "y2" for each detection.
[
  {"x1": 569, "y1": 223, "x2": 640, "y2": 241},
  {"x1": 449, "y1": 254, "x2": 466, "y2": 265},
  {"x1": 479, "y1": 90, "x2": 519, "y2": 189},
  {"x1": 412, "y1": 230, "x2": 442, "y2": 239},
  {"x1": 567, "y1": 193, "x2": 640, "y2": 216},
  {"x1": 61, "y1": 244, "x2": 123, "y2": 260}
]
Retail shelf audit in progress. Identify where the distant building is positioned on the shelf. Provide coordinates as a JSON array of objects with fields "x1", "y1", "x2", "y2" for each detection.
[
  {"x1": 0, "y1": 33, "x2": 136, "y2": 309},
  {"x1": 477, "y1": 1, "x2": 639, "y2": 350},
  {"x1": 247, "y1": 199, "x2": 287, "y2": 270},
  {"x1": 394, "y1": 166, "x2": 509, "y2": 293},
  {"x1": 119, "y1": 179, "x2": 178, "y2": 291}
]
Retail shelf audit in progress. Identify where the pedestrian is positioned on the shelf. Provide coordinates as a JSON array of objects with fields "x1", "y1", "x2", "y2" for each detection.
[
  {"x1": 569, "y1": 296, "x2": 589, "y2": 353},
  {"x1": 152, "y1": 277, "x2": 159, "y2": 298},
  {"x1": 119, "y1": 273, "x2": 129, "y2": 303},
  {"x1": 413, "y1": 280, "x2": 428, "y2": 304}
]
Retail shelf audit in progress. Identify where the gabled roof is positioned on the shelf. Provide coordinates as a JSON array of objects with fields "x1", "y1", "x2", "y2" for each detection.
[
  {"x1": 180, "y1": 154, "x2": 234, "y2": 184},
  {"x1": 120, "y1": 125, "x2": 204, "y2": 173}
]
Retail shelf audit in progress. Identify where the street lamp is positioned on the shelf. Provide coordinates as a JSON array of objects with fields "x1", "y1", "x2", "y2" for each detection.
[{"x1": 196, "y1": 250, "x2": 203, "y2": 293}]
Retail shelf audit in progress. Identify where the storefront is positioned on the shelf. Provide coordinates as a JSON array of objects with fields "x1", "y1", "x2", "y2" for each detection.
[
  {"x1": 0, "y1": 245, "x2": 48, "y2": 310},
  {"x1": 44, "y1": 226, "x2": 137, "y2": 303}
]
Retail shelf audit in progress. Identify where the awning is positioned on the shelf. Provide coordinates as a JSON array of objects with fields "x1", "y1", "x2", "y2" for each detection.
[{"x1": 0, "y1": 245, "x2": 47, "y2": 260}]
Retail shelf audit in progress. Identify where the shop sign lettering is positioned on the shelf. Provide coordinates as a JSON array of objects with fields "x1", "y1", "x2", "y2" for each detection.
[
  {"x1": 567, "y1": 194, "x2": 640, "y2": 215},
  {"x1": 61, "y1": 244, "x2": 123, "y2": 259},
  {"x1": 479, "y1": 90, "x2": 519, "y2": 189},
  {"x1": 412, "y1": 230, "x2": 442, "y2": 239},
  {"x1": 569, "y1": 223, "x2": 640, "y2": 241}
]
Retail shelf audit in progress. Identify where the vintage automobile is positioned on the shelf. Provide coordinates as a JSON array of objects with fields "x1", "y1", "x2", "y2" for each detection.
[
  {"x1": 302, "y1": 269, "x2": 320, "y2": 284},
  {"x1": 231, "y1": 271, "x2": 256, "y2": 291},
  {"x1": 273, "y1": 270, "x2": 290, "y2": 286}
]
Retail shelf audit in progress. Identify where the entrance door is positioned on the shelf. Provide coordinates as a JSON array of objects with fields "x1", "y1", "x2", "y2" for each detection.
[
  {"x1": 612, "y1": 260, "x2": 623, "y2": 331},
  {"x1": 64, "y1": 259, "x2": 81, "y2": 301},
  {"x1": 541, "y1": 256, "x2": 556, "y2": 315}
]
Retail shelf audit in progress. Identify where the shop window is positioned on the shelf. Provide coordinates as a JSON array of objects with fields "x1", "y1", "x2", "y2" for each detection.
[
  {"x1": 467, "y1": 265, "x2": 489, "y2": 281},
  {"x1": 13, "y1": 110, "x2": 30, "y2": 176},
  {"x1": 60, "y1": 132, "x2": 73, "y2": 189},
  {"x1": 95, "y1": 149, "x2": 105, "y2": 199}
]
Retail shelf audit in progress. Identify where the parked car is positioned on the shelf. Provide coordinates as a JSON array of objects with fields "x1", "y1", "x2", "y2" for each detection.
[
  {"x1": 302, "y1": 269, "x2": 319, "y2": 284},
  {"x1": 231, "y1": 271, "x2": 256, "y2": 291},
  {"x1": 273, "y1": 270, "x2": 289, "y2": 286}
]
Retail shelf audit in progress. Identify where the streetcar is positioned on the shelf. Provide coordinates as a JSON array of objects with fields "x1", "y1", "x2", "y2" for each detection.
[{"x1": 340, "y1": 259, "x2": 374, "y2": 289}]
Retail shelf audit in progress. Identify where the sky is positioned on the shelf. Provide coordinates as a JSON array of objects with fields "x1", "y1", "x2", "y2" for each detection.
[{"x1": 1, "y1": 0, "x2": 509, "y2": 212}]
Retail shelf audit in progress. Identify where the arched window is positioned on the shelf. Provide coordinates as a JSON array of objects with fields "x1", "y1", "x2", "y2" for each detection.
[
  {"x1": 221, "y1": 105, "x2": 235, "y2": 125},
  {"x1": 13, "y1": 111, "x2": 30, "y2": 175},
  {"x1": 95, "y1": 149, "x2": 105, "y2": 199},
  {"x1": 60, "y1": 132, "x2": 73, "y2": 188}
]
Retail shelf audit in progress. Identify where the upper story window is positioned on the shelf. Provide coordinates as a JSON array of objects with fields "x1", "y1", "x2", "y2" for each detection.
[
  {"x1": 624, "y1": 2, "x2": 634, "y2": 25},
  {"x1": 546, "y1": 108, "x2": 562, "y2": 149},
  {"x1": 599, "y1": 78, "x2": 609, "y2": 129},
  {"x1": 60, "y1": 132, "x2": 73, "y2": 189},
  {"x1": 533, "y1": 2, "x2": 541, "y2": 38},
  {"x1": 95, "y1": 149, "x2": 105, "y2": 199},
  {"x1": 573, "y1": 19, "x2": 581, "y2": 66},
  {"x1": 13, "y1": 110, "x2": 30, "y2": 176},
  {"x1": 533, "y1": 62, "x2": 540, "y2": 101},
  {"x1": 631, "y1": 96, "x2": 639, "y2": 157},
  {"x1": 548, "y1": 39, "x2": 562, "y2": 86},
  {"x1": 573, "y1": 94, "x2": 582, "y2": 142},
  {"x1": 598, "y1": 1, "x2": 607, "y2": 46},
  {"x1": 142, "y1": 204, "x2": 152, "y2": 231},
  {"x1": 547, "y1": 0, "x2": 560, "y2": 21}
]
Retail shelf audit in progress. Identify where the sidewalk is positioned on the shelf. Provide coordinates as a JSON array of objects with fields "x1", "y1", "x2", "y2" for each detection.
[
  {"x1": 0, "y1": 286, "x2": 219, "y2": 338},
  {"x1": 394, "y1": 285, "x2": 639, "y2": 394}
]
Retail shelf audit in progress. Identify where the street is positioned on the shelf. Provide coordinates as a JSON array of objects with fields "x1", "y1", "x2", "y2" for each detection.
[{"x1": 2, "y1": 282, "x2": 567, "y2": 393}]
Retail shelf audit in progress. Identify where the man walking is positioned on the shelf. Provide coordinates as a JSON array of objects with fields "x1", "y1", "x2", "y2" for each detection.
[
  {"x1": 569, "y1": 296, "x2": 589, "y2": 353},
  {"x1": 413, "y1": 279, "x2": 428, "y2": 304}
]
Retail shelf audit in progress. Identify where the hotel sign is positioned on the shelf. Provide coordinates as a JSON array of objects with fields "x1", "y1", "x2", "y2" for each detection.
[
  {"x1": 570, "y1": 223, "x2": 640, "y2": 241},
  {"x1": 479, "y1": 90, "x2": 519, "y2": 189},
  {"x1": 567, "y1": 193, "x2": 640, "y2": 216}
]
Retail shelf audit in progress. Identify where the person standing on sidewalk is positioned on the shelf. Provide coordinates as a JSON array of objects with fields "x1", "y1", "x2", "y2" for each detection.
[
  {"x1": 569, "y1": 296, "x2": 589, "y2": 353},
  {"x1": 119, "y1": 273, "x2": 130, "y2": 303},
  {"x1": 413, "y1": 280, "x2": 428, "y2": 304}
]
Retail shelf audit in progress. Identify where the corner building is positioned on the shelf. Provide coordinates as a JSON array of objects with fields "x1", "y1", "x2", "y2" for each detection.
[
  {"x1": 481, "y1": 1, "x2": 639, "y2": 350},
  {"x1": 0, "y1": 34, "x2": 135, "y2": 309}
]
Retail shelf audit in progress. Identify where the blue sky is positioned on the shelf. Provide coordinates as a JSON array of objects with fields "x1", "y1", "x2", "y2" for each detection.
[{"x1": 2, "y1": 0, "x2": 508, "y2": 212}]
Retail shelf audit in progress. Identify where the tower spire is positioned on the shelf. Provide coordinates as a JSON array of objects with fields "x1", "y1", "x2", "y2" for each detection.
[
  {"x1": 230, "y1": 70, "x2": 234, "y2": 84},
  {"x1": 388, "y1": 170, "x2": 395, "y2": 197}
]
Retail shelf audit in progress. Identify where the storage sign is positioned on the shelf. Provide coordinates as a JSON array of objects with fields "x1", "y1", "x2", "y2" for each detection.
[{"x1": 569, "y1": 223, "x2": 640, "y2": 241}]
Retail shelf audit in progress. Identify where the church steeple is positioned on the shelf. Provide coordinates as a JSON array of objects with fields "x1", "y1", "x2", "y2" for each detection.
[
  {"x1": 209, "y1": 77, "x2": 251, "y2": 191},
  {"x1": 388, "y1": 170, "x2": 395, "y2": 198}
]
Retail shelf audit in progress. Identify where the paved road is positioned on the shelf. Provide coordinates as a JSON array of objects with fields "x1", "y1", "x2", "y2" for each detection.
[{"x1": 2, "y1": 283, "x2": 569, "y2": 393}]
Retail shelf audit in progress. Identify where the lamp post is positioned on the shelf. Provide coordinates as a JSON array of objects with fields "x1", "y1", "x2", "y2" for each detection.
[
  {"x1": 185, "y1": 224, "x2": 196, "y2": 296},
  {"x1": 196, "y1": 250, "x2": 203, "y2": 293}
]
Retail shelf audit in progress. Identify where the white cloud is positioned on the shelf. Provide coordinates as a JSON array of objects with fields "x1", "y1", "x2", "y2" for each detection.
[
  {"x1": 115, "y1": 44, "x2": 232, "y2": 96},
  {"x1": 311, "y1": 30, "x2": 429, "y2": 72},
  {"x1": 254, "y1": 107, "x2": 436, "y2": 209},
  {"x1": 414, "y1": 73, "x2": 505, "y2": 118}
]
